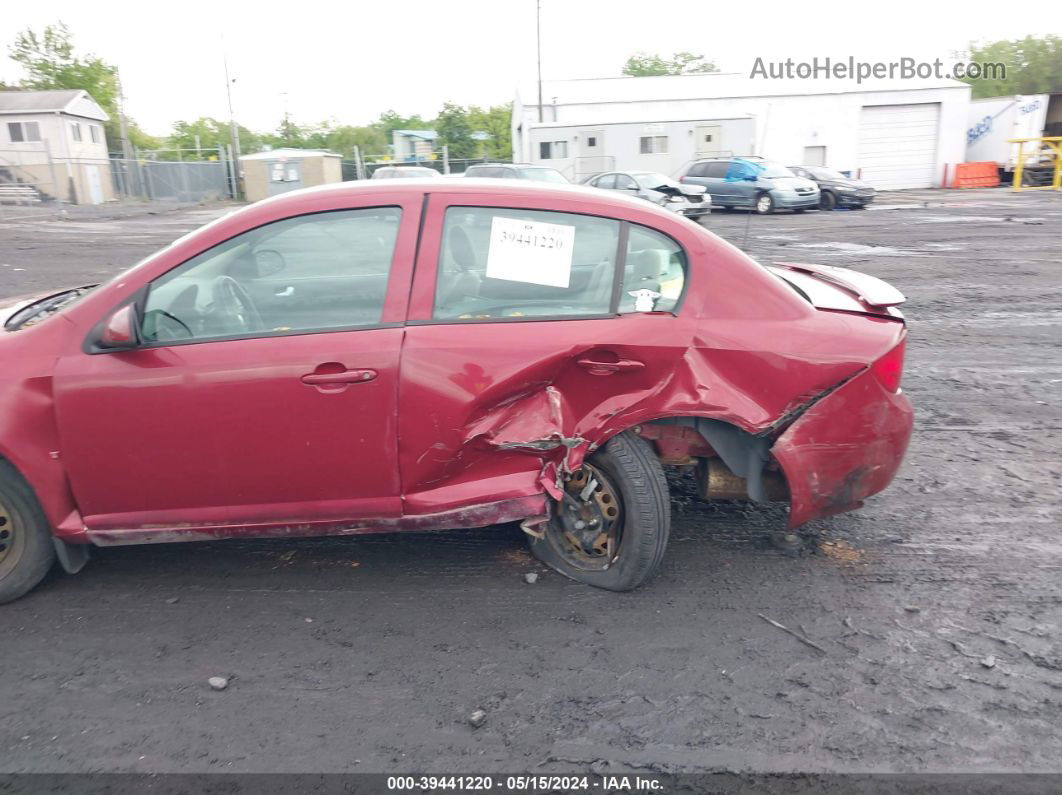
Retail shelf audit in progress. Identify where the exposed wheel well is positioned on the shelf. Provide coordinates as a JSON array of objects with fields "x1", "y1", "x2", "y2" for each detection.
[{"x1": 631, "y1": 417, "x2": 789, "y2": 503}]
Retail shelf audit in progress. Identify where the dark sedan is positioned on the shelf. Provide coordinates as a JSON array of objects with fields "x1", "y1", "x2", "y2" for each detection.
[{"x1": 788, "y1": 166, "x2": 875, "y2": 211}]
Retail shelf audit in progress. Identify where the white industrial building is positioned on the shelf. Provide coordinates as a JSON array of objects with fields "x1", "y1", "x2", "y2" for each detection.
[{"x1": 513, "y1": 73, "x2": 971, "y2": 189}]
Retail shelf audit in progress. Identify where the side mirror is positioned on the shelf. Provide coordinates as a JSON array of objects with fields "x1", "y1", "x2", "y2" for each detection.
[{"x1": 96, "y1": 304, "x2": 139, "y2": 350}]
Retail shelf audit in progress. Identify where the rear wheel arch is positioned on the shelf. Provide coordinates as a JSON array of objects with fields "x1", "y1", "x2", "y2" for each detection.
[{"x1": 622, "y1": 415, "x2": 789, "y2": 503}]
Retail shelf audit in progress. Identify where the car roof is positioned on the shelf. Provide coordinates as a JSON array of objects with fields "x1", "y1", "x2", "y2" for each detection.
[{"x1": 247, "y1": 177, "x2": 683, "y2": 221}]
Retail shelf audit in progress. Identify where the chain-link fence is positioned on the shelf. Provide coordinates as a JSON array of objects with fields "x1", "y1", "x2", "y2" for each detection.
[{"x1": 110, "y1": 154, "x2": 235, "y2": 202}]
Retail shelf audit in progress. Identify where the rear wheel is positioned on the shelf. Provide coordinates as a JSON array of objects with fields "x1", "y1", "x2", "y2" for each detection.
[
  {"x1": 819, "y1": 191, "x2": 837, "y2": 211},
  {"x1": 755, "y1": 193, "x2": 774, "y2": 214},
  {"x1": 0, "y1": 462, "x2": 55, "y2": 604},
  {"x1": 529, "y1": 432, "x2": 670, "y2": 591}
]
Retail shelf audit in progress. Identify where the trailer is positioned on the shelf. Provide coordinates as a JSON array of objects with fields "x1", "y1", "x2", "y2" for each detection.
[{"x1": 965, "y1": 94, "x2": 1062, "y2": 180}]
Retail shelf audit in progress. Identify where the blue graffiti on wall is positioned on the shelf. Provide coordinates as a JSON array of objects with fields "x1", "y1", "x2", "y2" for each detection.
[
  {"x1": 1019, "y1": 100, "x2": 1041, "y2": 114},
  {"x1": 967, "y1": 116, "x2": 992, "y2": 144}
]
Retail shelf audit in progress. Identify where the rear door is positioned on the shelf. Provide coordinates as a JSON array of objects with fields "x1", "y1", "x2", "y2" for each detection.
[{"x1": 395, "y1": 191, "x2": 697, "y2": 515}]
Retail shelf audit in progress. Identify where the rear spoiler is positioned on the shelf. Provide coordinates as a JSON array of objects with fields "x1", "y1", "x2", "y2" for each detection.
[{"x1": 772, "y1": 262, "x2": 905, "y2": 308}]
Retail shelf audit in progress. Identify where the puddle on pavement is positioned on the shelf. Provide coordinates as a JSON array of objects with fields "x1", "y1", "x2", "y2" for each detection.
[{"x1": 915, "y1": 215, "x2": 1045, "y2": 224}]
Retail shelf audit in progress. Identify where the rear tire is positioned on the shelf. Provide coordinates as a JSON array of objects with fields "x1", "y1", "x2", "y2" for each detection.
[
  {"x1": 0, "y1": 462, "x2": 55, "y2": 604},
  {"x1": 529, "y1": 432, "x2": 670, "y2": 591},
  {"x1": 819, "y1": 191, "x2": 837, "y2": 211}
]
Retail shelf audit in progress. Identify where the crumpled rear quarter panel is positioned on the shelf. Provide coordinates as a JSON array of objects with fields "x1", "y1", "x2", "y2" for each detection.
[{"x1": 772, "y1": 369, "x2": 913, "y2": 528}]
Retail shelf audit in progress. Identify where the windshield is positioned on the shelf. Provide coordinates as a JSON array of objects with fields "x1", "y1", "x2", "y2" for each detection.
[
  {"x1": 808, "y1": 167, "x2": 848, "y2": 181},
  {"x1": 634, "y1": 172, "x2": 676, "y2": 189},
  {"x1": 759, "y1": 162, "x2": 796, "y2": 179},
  {"x1": 519, "y1": 167, "x2": 568, "y2": 183}
]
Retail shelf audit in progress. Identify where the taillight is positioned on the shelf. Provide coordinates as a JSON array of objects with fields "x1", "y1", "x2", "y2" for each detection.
[
  {"x1": 679, "y1": 176, "x2": 686, "y2": 183},
  {"x1": 870, "y1": 337, "x2": 906, "y2": 393}
]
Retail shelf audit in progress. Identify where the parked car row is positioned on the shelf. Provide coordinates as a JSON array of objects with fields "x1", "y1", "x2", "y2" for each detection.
[{"x1": 370, "y1": 158, "x2": 876, "y2": 215}]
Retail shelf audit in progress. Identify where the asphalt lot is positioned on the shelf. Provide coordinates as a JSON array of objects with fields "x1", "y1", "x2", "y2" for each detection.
[{"x1": 0, "y1": 189, "x2": 1060, "y2": 776}]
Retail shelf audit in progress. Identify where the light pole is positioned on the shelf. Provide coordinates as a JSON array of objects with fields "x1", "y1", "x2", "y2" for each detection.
[
  {"x1": 222, "y1": 44, "x2": 242, "y2": 199},
  {"x1": 536, "y1": 0, "x2": 543, "y2": 123}
]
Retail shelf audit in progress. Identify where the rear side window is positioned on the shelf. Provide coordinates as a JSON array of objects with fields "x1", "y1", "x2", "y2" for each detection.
[
  {"x1": 686, "y1": 163, "x2": 709, "y2": 178},
  {"x1": 703, "y1": 162, "x2": 730, "y2": 178},
  {"x1": 434, "y1": 207, "x2": 620, "y2": 320},
  {"x1": 466, "y1": 166, "x2": 505, "y2": 178},
  {"x1": 620, "y1": 225, "x2": 687, "y2": 314},
  {"x1": 593, "y1": 173, "x2": 616, "y2": 189}
]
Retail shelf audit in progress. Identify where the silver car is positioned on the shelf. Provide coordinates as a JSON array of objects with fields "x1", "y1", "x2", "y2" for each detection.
[{"x1": 585, "y1": 171, "x2": 711, "y2": 219}]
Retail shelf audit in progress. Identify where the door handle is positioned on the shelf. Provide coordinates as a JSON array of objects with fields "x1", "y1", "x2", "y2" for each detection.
[
  {"x1": 576, "y1": 357, "x2": 645, "y2": 376},
  {"x1": 301, "y1": 369, "x2": 377, "y2": 386}
]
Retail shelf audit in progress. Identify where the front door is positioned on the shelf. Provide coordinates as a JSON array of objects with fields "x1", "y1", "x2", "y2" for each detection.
[
  {"x1": 577, "y1": 129, "x2": 607, "y2": 179},
  {"x1": 53, "y1": 205, "x2": 413, "y2": 533},
  {"x1": 695, "y1": 125, "x2": 722, "y2": 159}
]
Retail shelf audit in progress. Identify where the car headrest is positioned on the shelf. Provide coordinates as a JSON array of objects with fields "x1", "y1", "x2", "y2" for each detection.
[{"x1": 448, "y1": 225, "x2": 476, "y2": 271}]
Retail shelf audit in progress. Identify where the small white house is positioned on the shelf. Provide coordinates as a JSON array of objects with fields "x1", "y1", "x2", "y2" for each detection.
[
  {"x1": 0, "y1": 89, "x2": 114, "y2": 204},
  {"x1": 514, "y1": 72, "x2": 971, "y2": 189}
]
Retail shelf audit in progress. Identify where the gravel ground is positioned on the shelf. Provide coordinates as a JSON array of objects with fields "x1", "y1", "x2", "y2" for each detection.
[{"x1": 0, "y1": 189, "x2": 1059, "y2": 776}]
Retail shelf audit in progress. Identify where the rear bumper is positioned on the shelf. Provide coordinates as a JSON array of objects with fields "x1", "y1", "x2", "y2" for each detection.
[{"x1": 771, "y1": 369, "x2": 913, "y2": 528}]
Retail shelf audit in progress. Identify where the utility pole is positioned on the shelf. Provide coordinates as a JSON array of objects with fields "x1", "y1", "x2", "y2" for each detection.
[
  {"x1": 536, "y1": 0, "x2": 543, "y2": 123},
  {"x1": 222, "y1": 43, "x2": 243, "y2": 199},
  {"x1": 116, "y1": 70, "x2": 134, "y2": 161}
]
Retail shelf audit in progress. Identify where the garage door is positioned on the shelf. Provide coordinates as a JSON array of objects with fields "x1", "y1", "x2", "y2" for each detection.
[{"x1": 857, "y1": 103, "x2": 940, "y2": 190}]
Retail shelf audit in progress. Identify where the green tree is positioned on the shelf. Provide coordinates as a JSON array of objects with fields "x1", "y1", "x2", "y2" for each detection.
[
  {"x1": 467, "y1": 104, "x2": 512, "y2": 159},
  {"x1": 7, "y1": 22, "x2": 156, "y2": 151},
  {"x1": 324, "y1": 124, "x2": 388, "y2": 160},
  {"x1": 622, "y1": 51, "x2": 717, "y2": 76},
  {"x1": 961, "y1": 35, "x2": 1062, "y2": 98},
  {"x1": 166, "y1": 117, "x2": 259, "y2": 159},
  {"x1": 372, "y1": 109, "x2": 432, "y2": 138},
  {"x1": 435, "y1": 102, "x2": 477, "y2": 159}
]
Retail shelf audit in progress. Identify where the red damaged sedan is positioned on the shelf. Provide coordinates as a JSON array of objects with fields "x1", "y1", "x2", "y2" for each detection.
[{"x1": 0, "y1": 180, "x2": 912, "y2": 602}]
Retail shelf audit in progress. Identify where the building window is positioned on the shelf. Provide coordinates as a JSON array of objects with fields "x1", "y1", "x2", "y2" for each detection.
[
  {"x1": 90, "y1": 125, "x2": 102, "y2": 144},
  {"x1": 6, "y1": 121, "x2": 41, "y2": 143},
  {"x1": 70, "y1": 122, "x2": 82, "y2": 142},
  {"x1": 587, "y1": 136, "x2": 597, "y2": 147},
  {"x1": 539, "y1": 141, "x2": 568, "y2": 160},
  {"x1": 639, "y1": 135, "x2": 668, "y2": 154}
]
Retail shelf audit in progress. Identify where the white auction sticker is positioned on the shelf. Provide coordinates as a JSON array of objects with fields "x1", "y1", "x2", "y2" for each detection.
[{"x1": 485, "y1": 216, "x2": 576, "y2": 288}]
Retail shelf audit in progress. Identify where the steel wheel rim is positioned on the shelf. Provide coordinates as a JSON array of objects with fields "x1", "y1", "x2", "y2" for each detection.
[
  {"x1": 546, "y1": 462, "x2": 624, "y2": 572},
  {"x1": 757, "y1": 195, "x2": 771, "y2": 212},
  {"x1": 0, "y1": 496, "x2": 23, "y2": 579}
]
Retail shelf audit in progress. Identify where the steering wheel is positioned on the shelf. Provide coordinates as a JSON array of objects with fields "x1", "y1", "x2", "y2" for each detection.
[{"x1": 210, "y1": 275, "x2": 262, "y2": 333}]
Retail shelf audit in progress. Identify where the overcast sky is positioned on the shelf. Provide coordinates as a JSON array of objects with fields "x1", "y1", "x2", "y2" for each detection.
[{"x1": 2, "y1": 0, "x2": 1058, "y2": 135}]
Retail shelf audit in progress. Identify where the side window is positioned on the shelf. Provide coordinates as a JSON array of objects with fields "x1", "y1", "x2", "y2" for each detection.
[
  {"x1": 703, "y1": 162, "x2": 729, "y2": 178},
  {"x1": 620, "y1": 224, "x2": 687, "y2": 315},
  {"x1": 615, "y1": 174, "x2": 638, "y2": 191},
  {"x1": 594, "y1": 174, "x2": 617, "y2": 189},
  {"x1": 433, "y1": 207, "x2": 621, "y2": 321},
  {"x1": 686, "y1": 163, "x2": 708, "y2": 178},
  {"x1": 141, "y1": 207, "x2": 402, "y2": 343}
]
